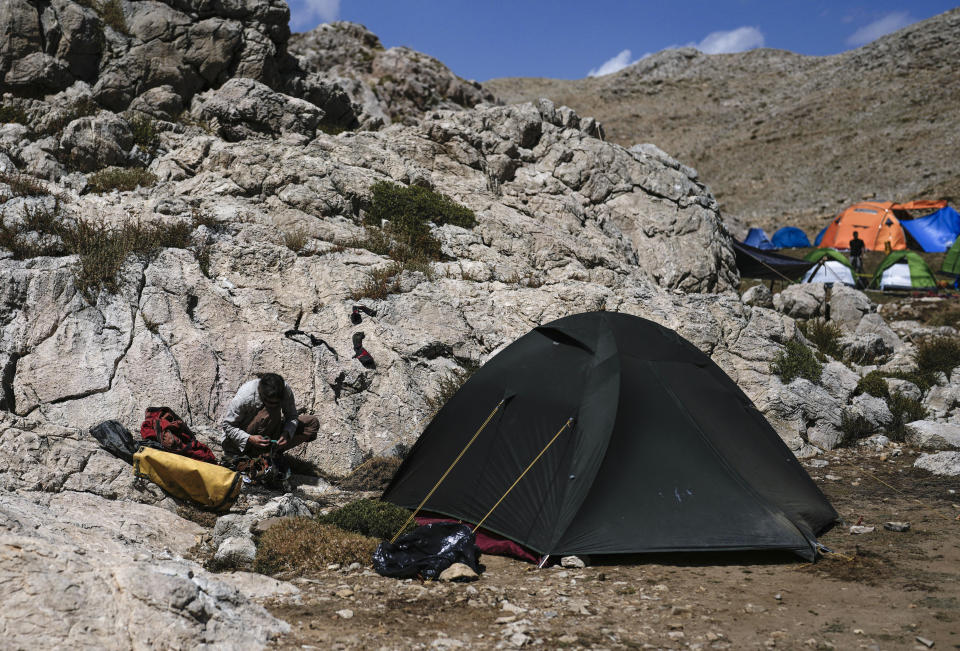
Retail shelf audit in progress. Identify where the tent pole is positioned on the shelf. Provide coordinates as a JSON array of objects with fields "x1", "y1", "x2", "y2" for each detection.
[{"x1": 389, "y1": 398, "x2": 506, "y2": 543}]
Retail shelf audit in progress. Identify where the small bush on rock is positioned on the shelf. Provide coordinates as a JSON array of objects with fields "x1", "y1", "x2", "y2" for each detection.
[
  {"x1": 914, "y1": 337, "x2": 960, "y2": 381},
  {"x1": 361, "y1": 181, "x2": 476, "y2": 264},
  {"x1": 770, "y1": 340, "x2": 822, "y2": 384},
  {"x1": 0, "y1": 104, "x2": 29, "y2": 125},
  {"x1": 283, "y1": 228, "x2": 308, "y2": 253},
  {"x1": 254, "y1": 519, "x2": 377, "y2": 575},
  {"x1": 99, "y1": 0, "x2": 129, "y2": 34},
  {"x1": 798, "y1": 318, "x2": 844, "y2": 359},
  {"x1": 316, "y1": 498, "x2": 414, "y2": 541},
  {"x1": 839, "y1": 411, "x2": 874, "y2": 446},
  {"x1": 854, "y1": 371, "x2": 890, "y2": 400},
  {"x1": 86, "y1": 167, "x2": 157, "y2": 193},
  {"x1": 128, "y1": 114, "x2": 159, "y2": 151},
  {"x1": 886, "y1": 392, "x2": 928, "y2": 442},
  {"x1": 350, "y1": 262, "x2": 403, "y2": 300},
  {"x1": 426, "y1": 361, "x2": 479, "y2": 412}
]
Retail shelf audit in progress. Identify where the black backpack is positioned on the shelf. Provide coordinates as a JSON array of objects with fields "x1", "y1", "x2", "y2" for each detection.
[{"x1": 89, "y1": 420, "x2": 138, "y2": 463}]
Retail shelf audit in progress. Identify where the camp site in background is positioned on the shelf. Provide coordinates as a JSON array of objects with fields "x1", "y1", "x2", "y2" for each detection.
[
  {"x1": 817, "y1": 200, "x2": 952, "y2": 252},
  {"x1": 383, "y1": 311, "x2": 838, "y2": 562},
  {"x1": 802, "y1": 249, "x2": 856, "y2": 286},
  {"x1": 870, "y1": 250, "x2": 939, "y2": 291}
]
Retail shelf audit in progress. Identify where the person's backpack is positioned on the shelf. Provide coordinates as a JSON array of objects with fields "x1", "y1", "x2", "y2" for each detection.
[
  {"x1": 140, "y1": 406, "x2": 217, "y2": 463},
  {"x1": 89, "y1": 420, "x2": 138, "y2": 463}
]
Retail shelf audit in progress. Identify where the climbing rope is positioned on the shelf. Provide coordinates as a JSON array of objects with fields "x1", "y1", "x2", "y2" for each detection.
[
  {"x1": 389, "y1": 398, "x2": 506, "y2": 543},
  {"x1": 472, "y1": 417, "x2": 575, "y2": 533},
  {"x1": 860, "y1": 466, "x2": 956, "y2": 523}
]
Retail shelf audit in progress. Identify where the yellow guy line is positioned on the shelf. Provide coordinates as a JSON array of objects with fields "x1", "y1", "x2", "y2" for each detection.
[
  {"x1": 389, "y1": 398, "x2": 506, "y2": 543},
  {"x1": 472, "y1": 417, "x2": 575, "y2": 533}
]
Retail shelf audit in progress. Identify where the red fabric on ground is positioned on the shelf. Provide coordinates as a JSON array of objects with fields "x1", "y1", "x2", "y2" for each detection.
[{"x1": 415, "y1": 516, "x2": 540, "y2": 564}]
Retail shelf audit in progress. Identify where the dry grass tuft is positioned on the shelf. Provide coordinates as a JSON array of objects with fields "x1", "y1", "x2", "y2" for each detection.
[
  {"x1": 338, "y1": 457, "x2": 403, "y2": 492},
  {"x1": 254, "y1": 519, "x2": 377, "y2": 575}
]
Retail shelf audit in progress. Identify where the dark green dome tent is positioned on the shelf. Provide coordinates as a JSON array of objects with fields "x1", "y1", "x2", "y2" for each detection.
[{"x1": 383, "y1": 312, "x2": 838, "y2": 561}]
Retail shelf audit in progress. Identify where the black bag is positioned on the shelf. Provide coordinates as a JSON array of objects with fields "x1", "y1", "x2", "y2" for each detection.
[
  {"x1": 372, "y1": 523, "x2": 482, "y2": 580},
  {"x1": 89, "y1": 420, "x2": 138, "y2": 463}
]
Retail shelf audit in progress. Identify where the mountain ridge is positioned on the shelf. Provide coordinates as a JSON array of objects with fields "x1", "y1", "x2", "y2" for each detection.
[{"x1": 486, "y1": 8, "x2": 960, "y2": 236}]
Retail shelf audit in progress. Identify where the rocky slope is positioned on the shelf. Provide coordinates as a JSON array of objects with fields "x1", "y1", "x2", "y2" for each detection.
[
  {"x1": 1, "y1": 2, "x2": 959, "y2": 647},
  {"x1": 486, "y1": 8, "x2": 960, "y2": 235}
]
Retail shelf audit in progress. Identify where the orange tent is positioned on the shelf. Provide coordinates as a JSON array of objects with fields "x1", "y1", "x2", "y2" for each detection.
[{"x1": 818, "y1": 201, "x2": 907, "y2": 251}]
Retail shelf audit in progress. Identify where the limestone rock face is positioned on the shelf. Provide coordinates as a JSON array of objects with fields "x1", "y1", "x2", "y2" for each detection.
[
  {"x1": 0, "y1": 489, "x2": 288, "y2": 648},
  {"x1": 914, "y1": 451, "x2": 960, "y2": 476},
  {"x1": 905, "y1": 421, "x2": 960, "y2": 450},
  {"x1": 190, "y1": 77, "x2": 323, "y2": 140},
  {"x1": 289, "y1": 22, "x2": 497, "y2": 127}
]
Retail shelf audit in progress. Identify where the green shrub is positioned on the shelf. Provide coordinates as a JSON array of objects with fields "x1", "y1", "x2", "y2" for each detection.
[
  {"x1": 362, "y1": 181, "x2": 476, "y2": 264},
  {"x1": 129, "y1": 114, "x2": 158, "y2": 151},
  {"x1": 887, "y1": 392, "x2": 928, "y2": 442},
  {"x1": 316, "y1": 498, "x2": 415, "y2": 541},
  {"x1": 797, "y1": 318, "x2": 844, "y2": 359},
  {"x1": 0, "y1": 104, "x2": 29, "y2": 125},
  {"x1": 86, "y1": 167, "x2": 157, "y2": 193},
  {"x1": 914, "y1": 337, "x2": 960, "y2": 381},
  {"x1": 854, "y1": 371, "x2": 890, "y2": 400},
  {"x1": 0, "y1": 203, "x2": 67, "y2": 259},
  {"x1": 925, "y1": 307, "x2": 960, "y2": 328},
  {"x1": 253, "y1": 519, "x2": 377, "y2": 575},
  {"x1": 38, "y1": 97, "x2": 99, "y2": 136},
  {"x1": 839, "y1": 411, "x2": 874, "y2": 446},
  {"x1": 884, "y1": 370, "x2": 933, "y2": 394},
  {"x1": 770, "y1": 340, "x2": 822, "y2": 384}
]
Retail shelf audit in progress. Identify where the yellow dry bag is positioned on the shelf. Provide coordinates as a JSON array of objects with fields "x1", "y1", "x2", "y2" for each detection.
[{"x1": 133, "y1": 447, "x2": 241, "y2": 511}]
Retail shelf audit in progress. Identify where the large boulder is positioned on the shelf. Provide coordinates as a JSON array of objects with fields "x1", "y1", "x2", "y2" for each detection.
[
  {"x1": 189, "y1": 78, "x2": 323, "y2": 140},
  {"x1": 773, "y1": 283, "x2": 825, "y2": 319},
  {"x1": 58, "y1": 111, "x2": 135, "y2": 171},
  {"x1": 905, "y1": 421, "x2": 960, "y2": 450},
  {"x1": 914, "y1": 451, "x2": 960, "y2": 476}
]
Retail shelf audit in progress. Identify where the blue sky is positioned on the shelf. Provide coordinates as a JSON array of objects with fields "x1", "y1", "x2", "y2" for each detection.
[{"x1": 286, "y1": 1, "x2": 959, "y2": 81}]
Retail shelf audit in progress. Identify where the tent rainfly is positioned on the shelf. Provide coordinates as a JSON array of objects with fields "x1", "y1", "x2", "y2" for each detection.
[
  {"x1": 802, "y1": 249, "x2": 856, "y2": 286},
  {"x1": 818, "y1": 202, "x2": 907, "y2": 251},
  {"x1": 743, "y1": 228, "x2": 776, "y2": 250},
  {"x1": 772, "y1": 227, "x2": 811, "y2": 249},
  {"x1": 870, "y1": 250, "x2": 938, "y2": 290},
  {"x1": 901, "y1": 205, "x2": 960, "y2": 252},
  {"x1": 383, "y1": 312, "x2": 838, "y2": 561},
  {"x1": 733, "y1": 241, "x2": 815, "y2": 280}
]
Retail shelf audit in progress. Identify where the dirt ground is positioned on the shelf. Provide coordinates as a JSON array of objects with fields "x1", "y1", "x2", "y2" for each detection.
[{"x1": 263, "y1": 446, "x2": 960, "y2": 650}]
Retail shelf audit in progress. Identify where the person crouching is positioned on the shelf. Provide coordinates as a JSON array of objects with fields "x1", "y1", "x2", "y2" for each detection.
[{"x1": 220, "y1": 372, "x2": 319, "y2": 482}]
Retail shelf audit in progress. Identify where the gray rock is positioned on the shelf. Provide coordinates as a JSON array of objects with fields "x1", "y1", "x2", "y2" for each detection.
[
  {"x1": 829, "y1": 284, "x2": 873, "y2": 328},
  {"x1": 838, "y1": 331, "x2": 894, "y2": 365},
  {"x1": 820, "y1": 361, "x2": 859, "y2": 402},
  {"x1": 190, "y1": 78, "x2": 323, "y2": 140},
  {"x1": 560, "y1": 555, "x2": 589, "y2": 568},
  {"x1": 214, "y1": 535, "x2": 257, "y2": 567},
  {"x1": 886, "y1": 377, "x2": 921, "y2": 401},
  {"x1": 849, "y1": 393, "x2": 893, "y2": 431},
  {"x1": 904, "y1": 421, "x2": 960, "y2": 450},
  {"x1": 58, "y1": 111, "x2": 134, "y2": 171},
  {"x1": 855, "y1": 313, "x2": 902, "y2": 351},
  {"x1": 439, "y1": 562, "x2": 479, "y2": 582},
  {"x1": 0, "y1": 490, "x2": 288, "y2": 648},
  {"x1": 924, "y1": 383, "x2": 960, "y2": 420},
  {"x1": 129, "y1": 85, "x2": 185, "y2": 121},
  {"x1": 773, "y1": 284, "x2": 825, "y2": 319},
  {"x1": 741, "y1": 283, "x2": 773, "y2": 308},
  {"x1": 914, "y1": 451, "x2": 960, "y2": 476}
]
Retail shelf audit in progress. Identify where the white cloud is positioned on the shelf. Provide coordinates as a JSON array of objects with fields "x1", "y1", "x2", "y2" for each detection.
[
  {"x1": 290, "y1": 0, "x2": 340, "y2": 31},
  {"x1": 587, "y1": 49, "x2": 637, "y2": 77},
  {"x1": 692, "y1": 26, "x2": 765, "y2": 54},
  {"x1": 845, "y1": 11, "x2": 914, "y2": 47}
]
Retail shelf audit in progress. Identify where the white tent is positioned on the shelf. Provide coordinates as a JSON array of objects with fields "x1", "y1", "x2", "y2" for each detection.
[
  {"x1": 802, "y1": 260, "x2": 856, "y2": 286},
  {"x1": 879, "y1": 262, "x2": 914, "y2": 290}
]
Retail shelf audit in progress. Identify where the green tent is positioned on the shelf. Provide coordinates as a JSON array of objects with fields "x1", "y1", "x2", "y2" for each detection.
[
  {"x1": 801, "y1": 249, "x2": 856, "y2": 285},
  {"x1": 803, "y1": 249, "x2": 852, "y2": 267},
  {"x1": 942, "y1": 237, "x2": 960, "y2": 276},
  {"x1": 870, "y1": 251, "x2": 938, "y2": 290}
]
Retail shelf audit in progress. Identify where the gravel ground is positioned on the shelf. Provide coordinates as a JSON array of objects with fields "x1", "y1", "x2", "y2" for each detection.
[{"x1": 263, "y1": 445, "x2": 960, "y2": 650}]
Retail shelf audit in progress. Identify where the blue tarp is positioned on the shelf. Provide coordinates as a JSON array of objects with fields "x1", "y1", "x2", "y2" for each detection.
[
  {"x1": 771, "y1": 226, "x2": 811, "y2": 248},
  {"x1": 743, "y1": 228, "x2": 776, "y2": 250},
  {"x1": 901, "y1": 206, "x2": 960, "y2": 252},
  {"x1": 814, "y1": 226, "x2": 827, "y2": 247}
]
